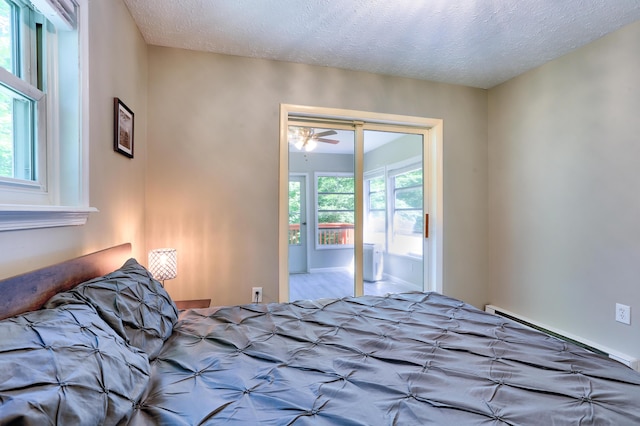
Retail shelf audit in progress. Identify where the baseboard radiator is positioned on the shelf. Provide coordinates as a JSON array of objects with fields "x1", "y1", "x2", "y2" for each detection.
[{"x1": 485, "y1": 305, "x2": 639, "y2": 372}]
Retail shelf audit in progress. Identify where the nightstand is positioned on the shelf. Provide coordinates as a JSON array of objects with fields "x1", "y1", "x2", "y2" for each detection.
[{"x1": 174, "y1": 299, "x2": 211, "y2": 310}]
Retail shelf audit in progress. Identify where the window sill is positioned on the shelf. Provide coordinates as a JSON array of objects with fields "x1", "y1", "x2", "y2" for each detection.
[{"x1": 0, "y1": 205, "x2": 98, "y2": 232}]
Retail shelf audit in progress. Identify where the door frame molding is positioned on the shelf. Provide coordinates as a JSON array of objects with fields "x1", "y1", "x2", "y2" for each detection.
[{"x1": 279, "y1": 104, "x2": 443, "y2": 302}]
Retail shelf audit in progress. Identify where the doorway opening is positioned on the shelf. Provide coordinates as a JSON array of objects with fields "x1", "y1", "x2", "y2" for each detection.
[{"x1": 279, "y1": 105, "x2": 443, "y2": 302}]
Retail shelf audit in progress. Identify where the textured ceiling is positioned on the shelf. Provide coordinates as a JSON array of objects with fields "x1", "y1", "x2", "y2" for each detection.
[{"x1": 123, "y1": 0, "x2": 640, "y2": 89}]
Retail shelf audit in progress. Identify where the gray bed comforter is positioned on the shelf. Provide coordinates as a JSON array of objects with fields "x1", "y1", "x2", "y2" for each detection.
[{"x1": 130, "y1": 292, "x2": 640, "y2": 425}]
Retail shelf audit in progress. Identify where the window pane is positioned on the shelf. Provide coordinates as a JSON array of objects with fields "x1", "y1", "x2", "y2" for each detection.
[
  {"x1": 394, "y1": 210, "x2": 422, "y2": 235},
  {"x1": 391, "y1": 209, "x2": 423, "y2": 256},
  {"x1": 318, "y1": 211, "x2": 353, "y2": 224},
  {"x1": 368, "y1": 176, "x2": 385, "y2": 210},
  {"x1": 390, "y1": 165, "x2": 423, "y2": 256},
  {"x1": 367, "y1": 210, "x2": 385, "y2": 233},
  {"x1": 289, "y1": 181, "x2": 300, "y2": 224},
  {"x1": 0, "y1": 86, "x2": 12, "y2": 177},
  {"x1": 0, "y1": 0, "x2": 13, "y2": 72},
  {"x1": 317, "y1": 175, "x2": 354, "y2": 246},
  {"x1": 318, "y1": 176, "x2": 354, "y2": 193},
  {"x1": 0, "y1": 83, "x2": 35, "y2": 180},
  {"x1": 369, "y1": 192, "x2": 385, "y2": 210},
  {"x1": 318, "y1": 193, "x2": 354, "y2": 211},
  {"x1": 318, "y1": 213, "x2": 354, "y2": 245},
  {"x1": 395, "y1": 187, "x2": 422, "y2": 209},
  {"x1": 369, "y1": 176, "x2": 384, "y2": 192},
  {"x1": 395, "y1": 169, "x2": 422, "y2": 188},
  {"x1": 289, "y1": 181, "x2": 300, "y2": 245}
]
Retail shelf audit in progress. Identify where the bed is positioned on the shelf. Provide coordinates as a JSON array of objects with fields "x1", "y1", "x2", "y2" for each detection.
[{"x1": 1, "y1": 244, "x2": 639, "y2": 425}]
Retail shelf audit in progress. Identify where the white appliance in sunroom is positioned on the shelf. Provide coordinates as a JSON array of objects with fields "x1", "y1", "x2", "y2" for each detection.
[{"x1": 363, "y1": 243, "x2": 383, "y2": 282}]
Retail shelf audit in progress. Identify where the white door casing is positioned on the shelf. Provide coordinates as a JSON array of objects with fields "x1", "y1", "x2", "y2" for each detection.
[{"x1": 279, "y1": 104, "x2": 443, "y2": 302}]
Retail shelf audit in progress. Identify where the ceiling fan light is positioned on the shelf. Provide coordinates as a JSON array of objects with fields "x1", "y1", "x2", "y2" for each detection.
[
  {"x1": 295, "y1": 140, "x2": 304, "y2": 150},
  {"x1": 305, "y1": 139, "x2": 317, "y2": 151},
  {"x1": 288, "y1": 127, "x2": 301, "y2": 145}
]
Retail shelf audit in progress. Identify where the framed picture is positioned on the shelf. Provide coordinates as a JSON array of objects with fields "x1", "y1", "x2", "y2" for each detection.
[{"x1": 114, "y1": 98, "x2": 134, "y2": 158}]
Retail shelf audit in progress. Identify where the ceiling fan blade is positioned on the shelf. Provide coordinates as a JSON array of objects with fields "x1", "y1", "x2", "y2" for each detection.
[
  {"x1": 315, "y1": 130, "x2": 337, "y2": 138},
  {"x1": 317, "y1": 138, "x2": 340, "y2": 144}
]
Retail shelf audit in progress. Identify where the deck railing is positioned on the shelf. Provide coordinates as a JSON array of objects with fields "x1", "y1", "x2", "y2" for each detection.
[
  {"x1": 289, "y1": 224, "x2": 301, "y2": 245},
  {"x1": 288, "y1": 223, "x2": 355, "y2": 246}
]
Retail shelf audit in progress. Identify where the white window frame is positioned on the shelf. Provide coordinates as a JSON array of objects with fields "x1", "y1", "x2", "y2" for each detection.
[
  {"x1": 387, "y1": 158, "x2": 423, "y2": 258},
  {"x1": 0, "y1": 0, "x2": 95, "y2": 231},
  {"x1": 0, "y1": 0, "x2": 46, "y2": 193},
  {"x1": 314, "y1": 172, "x2": 355, "y2": 250}
]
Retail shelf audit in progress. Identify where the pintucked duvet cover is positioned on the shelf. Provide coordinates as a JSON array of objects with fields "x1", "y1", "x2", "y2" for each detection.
[{"x1": 130, "y1": 292, "x2": 640, "y2": 425}]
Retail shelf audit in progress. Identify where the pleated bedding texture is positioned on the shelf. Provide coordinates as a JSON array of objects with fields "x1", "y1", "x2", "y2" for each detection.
[{"x1": 130, "y1": 292, "x2": 640, "y2": 425}]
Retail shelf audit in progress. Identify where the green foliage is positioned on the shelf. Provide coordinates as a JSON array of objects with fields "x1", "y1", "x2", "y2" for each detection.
[
  {"x1": 395, "y1": 187, "x2": 422, "y2": 209},
  {"x1": 318, "y1": 176, "x2": 354, "y2": 225},
  {"x1": 369, "y1": 192, "x2": 385, "y2": 210},
  {"x1": 288, "y1": 181, "x2": 300, "y2": 224},
  {"x1": 319, "y1": 211, "x2": 353, "y2": 224},
  {"x1": 318, "y1": 193, "x2": 353, "y2": 211},
  {"x1": 395, "y1": 169, "x2": 422, "y2": 188},
  {"x1": 369, "y1": 176, "x2": 385, "y2": 192},
  {"x1": 317, "y1": 176, "x2": 354, "y2": 193}
]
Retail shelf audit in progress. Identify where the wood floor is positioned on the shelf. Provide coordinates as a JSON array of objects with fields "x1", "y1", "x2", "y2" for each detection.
[{"x1": 289, "y1": 270, "x2": 421, "y2": 302}]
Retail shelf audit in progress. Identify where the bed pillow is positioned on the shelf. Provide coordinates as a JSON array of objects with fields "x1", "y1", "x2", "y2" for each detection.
[
  {"x1": 46, "y1": 258, "x2": 179, "y2": 359},
  {"x1": 0, "y1": 303, "x2": 149, "y2": 425}
]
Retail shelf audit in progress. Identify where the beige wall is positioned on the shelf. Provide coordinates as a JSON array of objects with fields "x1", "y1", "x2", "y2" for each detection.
[
  {"x1": 145, "y1": 47, "x2": 489, "y2": 308},
  {"x1": 0, "y1": 0, "x2": 148, "y2": 277},
  {"x1": 488, "y1": 20, "x2": 640, "y2": 358}
]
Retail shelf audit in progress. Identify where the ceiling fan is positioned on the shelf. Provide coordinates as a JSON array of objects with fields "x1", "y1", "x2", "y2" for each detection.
[{"x1": 288, "y1": 126, "x2": 339, "y2": 151}]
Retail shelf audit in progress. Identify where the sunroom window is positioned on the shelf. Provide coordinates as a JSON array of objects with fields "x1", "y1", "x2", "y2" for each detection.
[
  {"x1": 363, "y1": 163, "x2": 423, "y2": 257},
  {"x1": 389, "y1": 166, "x2": 423, "y2": 256},
  {"x1": 316, "y1": 174, "x2": 355, "y2": 248}
]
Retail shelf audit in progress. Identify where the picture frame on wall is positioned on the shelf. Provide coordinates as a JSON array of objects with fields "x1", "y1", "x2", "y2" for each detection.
[{"x1": 114, "y1": 98, "x2": 134, "y2": 158}]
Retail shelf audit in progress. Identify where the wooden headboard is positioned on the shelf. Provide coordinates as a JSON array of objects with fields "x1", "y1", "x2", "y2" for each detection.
[{"x1": 0, "y1": 243, "x2": 132, "y2": 321}]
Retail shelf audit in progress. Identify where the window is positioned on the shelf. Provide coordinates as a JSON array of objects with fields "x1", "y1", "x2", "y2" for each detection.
[
  {"x1": 364, "y1": 172, "x2": 385, "y2": 246},
  {"x1": 0, "y1": 0, "x2": 44, "y2": 185},
  {"x1": 316, "y1": 174, "x2": 354, "y2": 248},
  {"x1": 390, "y1": 166, "x2": 423, "y2": 256},
  {"x1": 364, "y1": 162, "x2": 423, "y2": 256},
  {"x1": 0, "y1": 0, "x2": 92, "y2": 231}
]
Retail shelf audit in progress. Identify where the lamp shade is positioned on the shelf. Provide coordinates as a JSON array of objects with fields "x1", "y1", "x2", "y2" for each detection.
[{"x1": 148, "y1": 248, "x2": 177, "y2": 281}]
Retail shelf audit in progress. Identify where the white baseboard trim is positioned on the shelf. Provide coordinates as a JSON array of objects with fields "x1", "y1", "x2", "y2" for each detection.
[
  {"x1": 380, "y1": 273, "x2": 419, "y2": 288},
  {"x1": 308, "y1": 267, "x2": 351, "y2": 274},
  {"x1": 485, "y1": 304, "x2": 639, "y2": 372}
]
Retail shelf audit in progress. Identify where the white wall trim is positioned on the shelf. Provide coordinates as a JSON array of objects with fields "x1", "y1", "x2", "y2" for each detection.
[
  {"x1": 485, "y1": 304, "x2": 639, "y2": 372},
  {"x1": 279, "y1": 104, "x2": 444, "y2": 302},
  {"x1": 381, "y1": 273, "x2": 415, "y2": 288},
  {"x1": 309, "y1": 267, "x2": 351, "y2": 274},
  {"x1": 0, "y1": 205, "x2": 97, "y2": 231}
]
